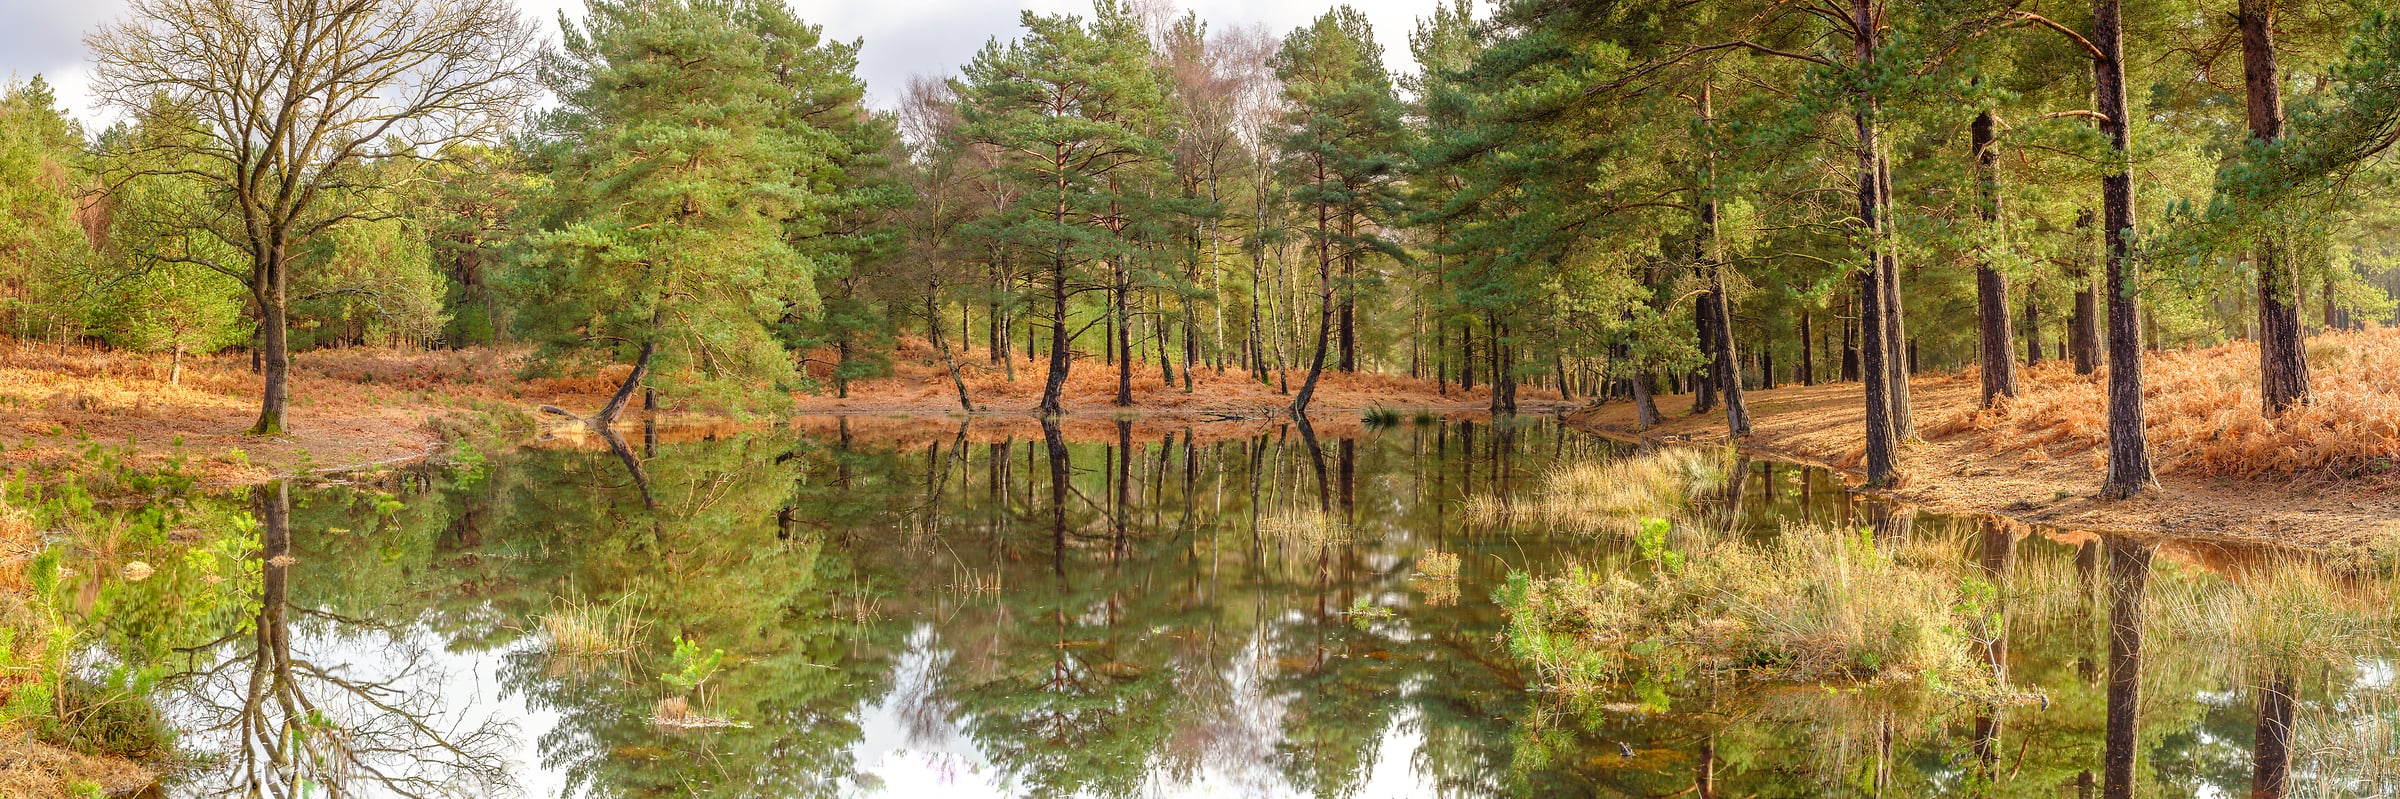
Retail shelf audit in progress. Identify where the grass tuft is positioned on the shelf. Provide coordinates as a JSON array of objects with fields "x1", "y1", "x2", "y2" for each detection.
[
  {"x1": 534, "y1": 595, "x2": 647, "y2": 657},
  {"x1": 1501, "y1": 520, "x2": 1992, "y2": 695}
]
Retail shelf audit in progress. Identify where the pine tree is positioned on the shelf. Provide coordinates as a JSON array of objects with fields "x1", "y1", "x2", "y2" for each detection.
[
  {"x1": 956, "y1": 1, "x2": 1168, "y2": 416},
  {"x1": 516, "y1": 0, "x2": 856, "y2": 425},
  {"x1": 1272, "y1": 6, "x2": 1406, "y2": 415}
]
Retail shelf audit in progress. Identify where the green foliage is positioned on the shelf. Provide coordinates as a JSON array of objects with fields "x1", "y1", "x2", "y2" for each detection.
[
  {"x1": 513, "y1": 0, "x2": 876, "y2": 410},
  {"x1": 663, "y1": 634, "x2": 726, "y2": 693},
  {"x1": 0, "y1": 78, "x2": 102, "y2": 341}
]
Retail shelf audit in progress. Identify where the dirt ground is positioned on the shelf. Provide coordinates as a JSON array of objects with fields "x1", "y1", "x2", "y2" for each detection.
[
  {"x1": 1570, "y1": 366, "x2": 2400, "y2": 557},
  {"x1": 793, "y1": 338, "x2": 1557, "y2": 416},
  {"x1": 2, "y1": 338, "x2": 1551, "y2": 487},
  {"x1": 0, "y1": 342, "x2": 619, "y2": 486}
]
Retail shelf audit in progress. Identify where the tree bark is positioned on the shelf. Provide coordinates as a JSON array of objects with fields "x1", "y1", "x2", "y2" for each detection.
[
  {"x1": 2026, "y1": 285, "x2": 2045, "y2": 366},
  {"x1": 1700, "y1": 83, "x2": 1750, "y2": 435},
  {"x1": 1843, "y1": 293, "x2": 1860, "y2": 381},
  {"x1": 2095, "y1": 0, "x2": 2156, "y2": 499},
  {"x1": 1879, "y1": 153, "x2": 1913, "y2": 438},
  {"x1": 2244, "y1": 0, "x2": 2309, "y2": 415},
  {"x1": 1460, "y1": 322, "x2": 1475, "y2": 391},
  {"x1": 1116, "y1": 260, "x2": 1134, "y2": 407},
  {"x1": 2072, "y1": 208, "x2": 2103, "y2": 375},
  {"x1": 1801, "y1": 310, "x2": 1817, "y2": 385},
  {"x1": 1692, "y1": 297, "x2": 1718, "y2": 414},
  {"x1": 249, "y1": 248, "x2": 291, "y2": 436},
  {"x1": 1039, "y1": 242, "x2": 1073, "y2": 416},
  {"x1": 593, "y1": 337, "x2": 654, "y2": 429},
  {"x1": 1974, "y1": 109, "x2": 2019, "y2": 407},
  {"x1": 1292, "y1": 206, "x2": 1337, "y2": 416},
  {"x1": 1854, "y1": 0, "x2": 1896, "y2": 486},
  {"x1": 931, "y1": 292, "x2": 974, "y2": 412}
]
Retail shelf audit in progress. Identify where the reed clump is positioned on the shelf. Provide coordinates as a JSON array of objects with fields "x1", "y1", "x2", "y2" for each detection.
[
  {"x1": 1414, "y1": 548, "x2": 1460, "y2": 581},
  {"x1": 1501, "y1": 520, "x2": 1991, "y2": 695},
  {"x1": 2156, "y1": 560, "x2": 2395, "y2": 680},
  {"x1": 1467, "y1": 447, "x2": 1731, "y2": 534},
  {"x1": 1258, "y1": 508, "x2": 1350, "y2": 546},
  {"x1": 535, "y1": 595, "x2": 647, "y2": 656}
]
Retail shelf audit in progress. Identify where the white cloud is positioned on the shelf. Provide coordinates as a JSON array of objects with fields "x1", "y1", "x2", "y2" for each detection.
[{"x1": 1, "y1": 0, "x2": 1445, "y2": 127}]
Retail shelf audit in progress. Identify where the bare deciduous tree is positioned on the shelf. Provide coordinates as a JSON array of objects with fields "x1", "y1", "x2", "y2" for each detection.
[{"x1": 87, "y1": 0, "x2": 536, "y2": 435}]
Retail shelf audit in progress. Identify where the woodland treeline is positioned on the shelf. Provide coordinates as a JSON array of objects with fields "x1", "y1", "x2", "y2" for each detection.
[{"x1": 3, "y1": 0, "x2": 2400, "y2": 495}]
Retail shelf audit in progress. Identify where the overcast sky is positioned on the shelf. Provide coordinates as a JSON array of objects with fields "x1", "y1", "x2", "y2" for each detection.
[{"x1": 2, "y1": 0, "x2": 1445, "y2": 128}]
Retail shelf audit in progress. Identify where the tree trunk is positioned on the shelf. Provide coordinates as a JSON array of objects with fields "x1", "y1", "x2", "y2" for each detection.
[
  {"x1": 169, "y1": 343, "x2": 184, "y2": 387},
  {"x1": 931, "y1": 292, "x2": 974, "y2": 412},
  {"x1": 1854, "y1": 0, "x2": 1895, "y2": 486},
  {"x1": 1801, "y1": 310, "x2": 1816, "y2": 386},
  {"x1": 2026, "y1": 285, "x2": 2045, "y2": 366},
  {"x1": 1293, "y1": 196, "x2": 1337, "y2": 416},
  {"x1": 1633, "y1": 368, "x2": 1660, "y2": 427},
  {"x1": 1842, "y1": 293, "x2": 1860, "y2": 381},
  {"x1": 1700, "y1": 83, "x2": 1750, "y2": 435},
  {"x1": 2244, "y1": 0, "x2": 2308, "y2": 415},
  {"x1": 1691, "y1": 297, "x2": 1718, "y2": 414},
  {"x1": 2102, "y1": 538, "x2": 2154, "y2": 799},
  {"x1": 1879, "y1": 153, "x2": 1914, "y2": 438},
  {"x1": 1039, "y1": 243, "x2": 1072, "y2": 416},
  {"x1": 249, "y1": 249, "x2": 291, "y2": 436},
  {"x1": 593, "y1": 337, "x2": 654, "y2": 429},
  {"x1": 2095, "y1": 0, "x2": 2156, "y2": 499},
  {"x1": 1974, "y1": 109, "x2": 2019, "y2": 407},
  {"x1": 1460, "y1": 323, "x2": 1475, "y2": 391},
  {"x1": 1115, "y1": 261, "x2": 1133, "y2": 407},
  {"x1": 2072, "y1": 208, "x2": 2103, "y2": 374}
]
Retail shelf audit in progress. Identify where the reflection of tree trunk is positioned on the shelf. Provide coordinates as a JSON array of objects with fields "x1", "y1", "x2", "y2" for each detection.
[
  {"x1": 1044, "y1": 418, "x2": 1069, "y2": 578},
  {"x1": 2252, "y1": 669, "x2": 2296, "y2": 799},
  {"x1": 1973, "y1": 517, "x2": 2017, "y2": 786},
  {"x1": 1697, "y1": 733, "x2": 1717, "y2": 799},
  {"x1": 1719, "y1": 456, "x2": 1751, "y2": 531},
  {"x1": 1337, "y1": 438, "x2": 1355, "y2": 525},
  {"x1": 1295, "y1": 415, "x2": 1330, "y2": 514},
  {"x1": 2103, "y1": 538, "x2": 2155, "y2": 799},
  {"x1": 598, "y1": 426, "x2": 656, "y2": 509},
  {"x1": 1868, "y1": 501, "x2": 1913, "y2": 546},
  {"x1": 1114, "y1": 419, "x2": 1131, "y2": 558}
]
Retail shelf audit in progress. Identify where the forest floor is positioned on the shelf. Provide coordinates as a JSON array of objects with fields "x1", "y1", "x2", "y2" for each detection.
[
  {"x1": 1, "y1": 337, "x2": 1547, "y2": 487},
  {"x1": 791, "y1": 337, "x2": 1554, "y2": 416},
  {"x1": 0, "y1": 342, "x2": 614, "y2": 487},
  {"x1": 1570, "y1": 327, "x2": 2400, "y2": 557}
]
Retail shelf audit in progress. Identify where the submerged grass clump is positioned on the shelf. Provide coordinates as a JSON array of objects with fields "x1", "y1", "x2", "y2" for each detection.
[
  {"x1": 1468, "y1": 447, "x2": 1731, "y2": 534},
  {"x1": 1414, "y1": 548, "x2": 1460, "y2": 581},
  {"x1": 1501, "y1": 520, "x2": 1991, "y2": 695},
  {"x1": 536, "y1": 595, "x2": 647, "y2": 656},
  {"x1": 2157, "y1": 562, "x2": 2392, "y2": 679},
  {"x1": 1257, "y1": 508, "x2": 1350, "y2": 546}
]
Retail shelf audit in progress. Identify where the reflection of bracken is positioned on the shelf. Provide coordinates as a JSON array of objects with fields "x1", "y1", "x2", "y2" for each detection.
[{"x1": 167, "y1": 483, "x2": 517, "y2": 798}]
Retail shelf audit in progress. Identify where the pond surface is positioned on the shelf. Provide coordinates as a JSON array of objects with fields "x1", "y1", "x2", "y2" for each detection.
[{"x1": 81, "y1": 415, "x2": 2399, "y2": 797}]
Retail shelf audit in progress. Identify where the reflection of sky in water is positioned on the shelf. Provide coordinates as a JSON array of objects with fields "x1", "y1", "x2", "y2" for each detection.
[
  {"x1": 846, "y1": 627, "x2": 1434, "y2": 798},
  {"x1": 124, "y1": 422, "x2": 2400, "y2": 797},
  {"x1": 161, "y1": 621, "x2": 562, "y2": 798}
]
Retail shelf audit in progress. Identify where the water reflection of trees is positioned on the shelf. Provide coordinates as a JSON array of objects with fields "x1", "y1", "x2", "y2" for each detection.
[
  {"x1": 166, "y1": 481, "x2": 515, "y2": 797},
  {"x1": 101, "y1": 418, "x2": 2400, "y2": 798}
]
